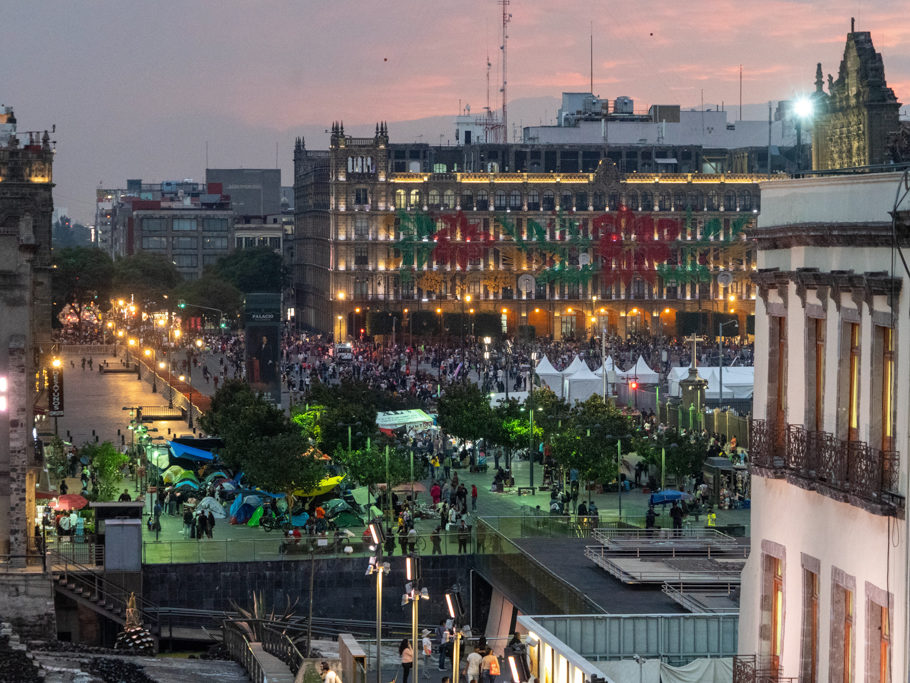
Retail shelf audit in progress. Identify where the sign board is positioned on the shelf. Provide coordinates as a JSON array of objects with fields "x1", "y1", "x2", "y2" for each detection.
[
  {"x1": 48, "y1": 365, "x2": 64, "y2": 417},
  {"x1": 244, "y1": 293, "x2": 282, "y2": 403}
]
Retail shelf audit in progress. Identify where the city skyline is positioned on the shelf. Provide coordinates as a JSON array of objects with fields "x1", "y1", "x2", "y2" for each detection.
[{"x1": 4, "y1": 0, "x2": 909, "y2": 224}]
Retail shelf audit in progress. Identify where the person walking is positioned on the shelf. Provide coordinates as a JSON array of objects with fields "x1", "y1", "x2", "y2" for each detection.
[
  {"x1": 464, "y1": 645, "x2": 483, "y2": 683},
  {"x1": 436, "y1": 620, "x2": 449, "y2": 670},
  {"x1": 480, "y1": 649, "x2": 500, "y2": 683},
  {"x1": 206, "y1": 510, "x2": 215, "y2": 539},
  {"x1": 399, "y1": 638, "x2": 414, "y2": 683},
  {"x1": 421, "y1": 629, "x2": 433, "y2": 679},
  {"x1": 183, "y1": 506, "x2": 193, "y2": 537},
  {"x1": 471, "y1": 484, "x2": 478, "y2": 511}
]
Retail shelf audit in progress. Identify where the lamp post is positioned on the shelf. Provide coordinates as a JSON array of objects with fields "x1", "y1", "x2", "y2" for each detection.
[
  {"x1": 179, "y1": 375, "x2": 194, "y2": 430},
  {"x1": 145, "y1": 348, "x2": 157, "y2": 393},
  {"x1": 445, "y1": 588, "x2": 466, "y2": 683},
  {"x1": 718, "y1": 319, "x2": 738, "y2": 407},
  {"x1": 366, "y1": 522, "x2": 390, "y2": 683},
  {"x1": 403, "y1": 555, "x2": 429, "y2": 683},
  {"x1": 529, "y1": 350, "x2": 538, "y2": 489}
]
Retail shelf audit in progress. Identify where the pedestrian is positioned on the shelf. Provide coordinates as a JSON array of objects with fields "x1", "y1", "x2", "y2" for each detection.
[
  {"x1": 464, "y1": 646, "x2": 483, "y2": 683},
  {"x1": 319, "y1": 662, "x2": 339, "y2": 683},
  {"x1": 480, "y1": 649, "x2": 500, "y2": 683},
  {"x1": 59, "y1": 479, "x2": 68, "y2": 495},
  {"x1": 436, "y1": 620, "x2": 449, "y2": 670},
  {"x1": 118, "y1": 488, "x2": 132, "y2": 502},
  {"x1": 206, "y1": 510, "x2": 215, "y2": 539},
  {"x1": 430, "y1": 526, "x2": 442, "y2": 555},
  {"x1": 195, "y1": 512, "x2": 207, "y2": 541},
  {"x1": 471, "y1": 484, "x2": 478, "y2": 511},
  {"x1": 421, "y1": 629, "x2": 433, "y2": 679},
  {"x1": 183, "y1": 506, "x2": 193, "y2": 537},
  {"x1": 670, "y1": 500, "x2": 683, "y2": 535},
  {"x1": 457, "y1": 520, "x2": 470, "y2": 554},
  {"x1": 399, "y1": 638, "x2": 414, "y2": 683},
  {"x1": 645, "y1": 505, "x2": 656, "y2": 534}
]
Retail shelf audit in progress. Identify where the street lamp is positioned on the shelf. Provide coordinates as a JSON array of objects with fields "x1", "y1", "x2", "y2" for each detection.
[
  {"x1": 144, "y1": 348, "x2": 157, "y2": 392},
  {"x1": 179, "y1": 375, "x2": 194, "y2": 430},
  {"x1": 445, "y1": 588, "x2": 466, "y2": 683},
  {"x1": 718, "y1": 319, "x2": 738, "y2": 406},
  {"x1": 366, "y1": 522, "x2": 390, "y2": 683},
  {"x1": 403, "y1": 555, "x2": 429, "y2": 683},
  {"x1": 793, "y1": 96, "x2": 813, "y2": 174}
]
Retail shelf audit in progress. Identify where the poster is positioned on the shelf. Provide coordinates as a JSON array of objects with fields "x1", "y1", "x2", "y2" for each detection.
[{"x1": 245, "y1": 293, "x2": 282, "y2": 403}]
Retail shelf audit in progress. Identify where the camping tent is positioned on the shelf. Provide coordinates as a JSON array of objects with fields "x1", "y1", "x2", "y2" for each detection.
[
  {"x1": 563, "y1": 362, "x2": 603, "y2": 403},
  {"x1": 535, "y1": 356, "x2": 563, "y2": 396},
  {"x1": 562, "y1": 355, "x2": 588, "y2": 376},
  {"x1": 168, "y1": 441, "x2": 215, "y2": 463},
  {"x1": 615, "y1": 355, "x2": 660, "y2": 384},
  {"x1": 667, "y1": 366, "x2": 754, "y2": 399},
  {"x1": 594, "y1": 356, "x2": 618, "y2": 396}
]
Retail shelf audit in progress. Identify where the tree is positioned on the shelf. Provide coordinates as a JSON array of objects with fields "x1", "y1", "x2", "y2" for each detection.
[
  {"x1": 211, "y1": 247, "x2": 286, "y2": 293},
  {"x1": 113, "y1": 253, "x2": 182, "y2": 308},
  {"x1": 656, "y1": 429, "x2": 709, "y2": 485},
  {"x1": 52, "y1": 216, "x2": 93, "y2": 248},
  {"x1": 52, "y1": 247, "x2": 115, "y2": 327},
  {"x1": 334, "y1": 444, "x2": 413, "y2": 512},
  {"x1": 80, "y1": 442, "x2": 128, "y2": 502},
  {"x1": 302, "y1": 381, "x2": 379, "y2": 453},
  {"x1": 436, "y1": 381, "x2": 493, "y2": 453},
  {"x1": 200, "y1": 381, "x2": 326, "y2": 496},
  {"x1": 171, "y1": 273, "x2": 243, "y2": 325}
]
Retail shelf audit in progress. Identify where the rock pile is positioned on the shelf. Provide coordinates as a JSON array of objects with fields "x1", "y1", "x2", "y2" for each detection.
[{"x1": 0, "y1": 623, "x2": 41, "y2": 682}]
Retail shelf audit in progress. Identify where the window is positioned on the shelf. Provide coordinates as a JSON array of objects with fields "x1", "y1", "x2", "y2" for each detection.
[
  {"x1": 542, "y1": 191, "x2": 555, "y2": 211},
  {"x1": 203, "y1": 217, "x2": 229, "y2": 231},
  {"x1": 560, "y1": 192, "x2": 572, "y2": 210},
  {"x1": 461, "y1": 191, "x2": 474, "y2": 210},
  {"x1": 528, "y1": 190, "x2": 540, "y2": 211},
  {"x1": 494, "y1": 190, "x2": 507, "y2": 210},
  {"x1": 172, "y1": 236, "x2": 198, "y2": 250},
  {"x1": 203, "y1": 254, "x2": 220, "y2": 266},
  {"x1": 761, "y1": 552, "x2": 785, "y2": 665},
  {"x1": 173, "y1": 253, "x2": 198, "y2": 267},
  {"x1": 172, "y1": 218, "x2": 198, "y2": 231},
  {"x1": 443, "y1": 190, "x2": 456, "y2": 209},
  {"x1": 395, "y1": 190, "x2": 407, "y2": 209},
  {"x1": 640, "y1": 191, "x2": 653, "y2": 211},
  {"x1": 355, "y1": 216, "x2": 369, "y2": 238},
  {"x1": 592, "y1": 192, "x2": 606, "y2": 211},
  {"x1": 800, "y1": 567, "x2": 819, "y2": 682},
  {"x1": 433, "y1": 163, "x2": 447, "y2": 173},
  {"x1": 707, "y1": 190, "x2": 719, "y2": 210},
  {"x1": 879, "y1": 326, "x2": 894, "y2": 451},
  {"x1": 867, "y1": 598, "x2": 890, "y2": 683},
  {"x1": 409, "y1": 189, "x2": 421, "y2": 208},
  {"x1": 510, "y1": 190, "x2": 522, "y2": 209},
  {"x1": 354, "y1": 277, "x2": 369, "y2": 299},
  {"x1": 829, "y1": 570, "x2": 855, "y2": 683},
  {"x1": 428, "y1": 190, "x2": 440, "y2": 208},
  {"x1": 203, "y1": 237, "x2": 228, "y2": 250},
  {"x1": 739, "y1": 191, "x2": 752, "y2": 211},
  {"x1": 354, "y1": 246, "x2": 369, "y2": 266},
  {"x1": 659, "y1": 192, "x2": 671, "y2": 211},
  {"x1": 767, "y1": 316, "x2": 787, "y2": 440},
  {"x1": 141, "y1": 236, "x2": 166, "y2": 250},
  {"x1": 673, "y1": 191, "x2": 686, "y2": 211},
  {"x1": 476, "y1": 191, "x2": 489, "y2": 211},
  {"x1": 142, "y1": 217, "x2": 165, "y2": 232},
  {"x1": 624, "y1": 191, "x2": 638, "y2": 211},
  {"x1": 575, "y1": 192, "x2": 588, "y2": 211},
  {"x1": 808, "y1": 318, "x2": 825, "y2": 433},
  {"x1": 724, "y1": 190, "x2": 737, "y2": 211},
  {"x1": 847, "y1": 322, "x2": 860, "y2": 442},
  {"x1": 354, "y1": 187, "x2": 369, "y2": 206}
]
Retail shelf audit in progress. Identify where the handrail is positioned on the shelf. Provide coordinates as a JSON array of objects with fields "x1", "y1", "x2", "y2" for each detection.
[
  {"x1": 48, "y1": 546, "x2": 161, "y2": 634},
  {"x1": 263, "y1": 623, "x2": 305, "y2": 674},
  {"x1": 223, "y1": 621, "x2": 265, "y2": 683}
]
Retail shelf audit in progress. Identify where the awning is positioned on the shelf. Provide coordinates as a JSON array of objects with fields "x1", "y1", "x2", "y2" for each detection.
[{"x1": 168, "y1": 441, "x2": 215, "y2": 462}]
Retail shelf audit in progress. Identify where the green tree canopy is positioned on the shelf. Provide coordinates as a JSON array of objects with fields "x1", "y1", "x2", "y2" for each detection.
[
  {"x1": 52, "y1": 216, "x2": 93, "y2": 248},
  {"x1": 211, "y1": 246, "x2": 287, "y2": 293},
  {"x1": 171, "y1": 273, "x2": 243, "y2": 325},
  {"x1": 436, "y1": 380, "x2": 493, "y2": 447},
  {"x1": 113, "y1": 252, "x2": 182, "y2": 309},
  {"x1": 52, "y1": 246, "x2": 115, "y2": 325},
  {"x1": 299, "y1": 381, "x2": 379, "y2": 453},
  {"x1": 80, "y1": 442, "x2": 128, "y2": 502},
  {"x1": 200, "y1": 380, "x2": 326, "y2": 496},
  {"x1": 655, "y1": 428, "x2": 710, "y2": 484}
]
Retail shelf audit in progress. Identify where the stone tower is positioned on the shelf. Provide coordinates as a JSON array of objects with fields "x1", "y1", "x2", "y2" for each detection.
[{"x1": 811, "y1": 22, "x2": 901, "y2": 170}]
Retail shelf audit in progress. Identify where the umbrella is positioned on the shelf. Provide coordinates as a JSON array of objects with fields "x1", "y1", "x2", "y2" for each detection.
[
  {"x1": 54, "y1": 494, "x2": 88, "y2": 511},
  {"x1": 162, "y1": 466, "x2": 185, "y2": 484},
  {"x1": 649, "y1": 489, "x2": 694, "y2": 505}
]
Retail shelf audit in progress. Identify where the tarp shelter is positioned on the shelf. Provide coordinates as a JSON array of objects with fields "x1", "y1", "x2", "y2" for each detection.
[
  {"x1": 488, "y1": 391, "x2": 529, "y2": 406},
  {"x1": 615, "y1": 355, "x2": 660, "y2": 384},
  {"x1": 376, "y1": 409, "x2": 434, "y2": 433},
  {"x1": 563, "y1": 362, "x2": 602, "y2": 403},
  {"x1": 168, "y1": 441, "x2": 215, "y2": 462},
  {"x1": 196, "y1": 496, "x2": 227, "y2": 519},
  {"x1": 667, "y1": 366, "x2": 754, "y2": 399},
  {"x1": 535, "y1": 356, "x2": 563, "y2": 396}
]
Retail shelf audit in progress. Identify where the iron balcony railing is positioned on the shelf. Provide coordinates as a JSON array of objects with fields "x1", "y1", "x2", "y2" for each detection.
[{"x1": 750, "y1": 419, "x2": 903, "y2": 515}]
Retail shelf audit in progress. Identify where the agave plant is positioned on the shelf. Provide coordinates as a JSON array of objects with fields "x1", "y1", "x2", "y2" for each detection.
[{"x1": 229, "y1": 591, "x2": 298, "y2": 641}]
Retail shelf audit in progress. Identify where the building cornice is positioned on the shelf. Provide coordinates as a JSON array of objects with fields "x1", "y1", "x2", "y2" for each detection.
[{"x1": 749, "y1": 221, "x2": 910, "y2": 249}]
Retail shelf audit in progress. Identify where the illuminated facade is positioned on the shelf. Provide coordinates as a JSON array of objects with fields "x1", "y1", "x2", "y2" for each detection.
[
  {"x1": 294, "y1": 123, "x2": 767, "y2": 339},
  {"x1": 0, "y1": 106, "x2": 54, "y2": 567},
  {"x1": 738, "y1": 173, "x2": 909, "y2": 682}
]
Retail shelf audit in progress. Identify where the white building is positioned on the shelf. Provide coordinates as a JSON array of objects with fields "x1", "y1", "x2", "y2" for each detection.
[{"x1": 738, "y1": 173, "x2": 910, "y2": 682}]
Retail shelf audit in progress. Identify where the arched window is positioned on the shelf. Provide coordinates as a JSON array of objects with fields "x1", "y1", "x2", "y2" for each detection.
[
  {"x1": 428, "y1": 190, "x2": 440, "y2": 208},
  {"x1": 707, "y1": 191, "x2": 719, "y2": 211},
  {"x1": 659, "y1": 192, "x2": 671, "y2": 211},
  {"x1": 461, "y1": 191, "x2": 474, "y2": 210},
  {"x1": 724, "y1": 190, "x2": 737, "y2": 211},
  {"x1": 395, "y1": 189, "x2": 407, "y2": 209},
  {"x1": 509, "y1": 190, "x2": 522, "y2": 209},
  {"x1": 476, "y1": 190, "x2": 489, "y2": 211},
  {"x1": 592, "y1": 192, "x2": 606, "y2": 211},
  {"x1": 624, "y1": 191, "x2": 639, "y2": 211},
  {"x1": 542, "y1": 190, "x2": 555, "y2": 211},
  {"x1": 575, "y1": 192, "x2": 588, "y2": 211},
  {"x1": 494, "y1": 190, "x2": 507, "y2": 210},
  {"x1": 739, "y1": 191, "x2": 752, "y2": 211},
  {"x1": 608, "y1": 192, "x2": 621, "y2": 210},
  {"x1": 640, "y1": 191, "x2": 653, "y2": 211},
  {"x1": 443, "y1": 190, "x2": 456, "y2": 209},
  {"x1": 527, "y1": 190, "x2": 540, "y2": 211},
  {"x1": 686, "y1": 191, "x2": 699, "y2": 210},
  {"x1": 409, "y1": 189, "x2": 421, "y2": 208},
  {"x1": 560, "y1": 192, "x2": 572, "y2": 210}
]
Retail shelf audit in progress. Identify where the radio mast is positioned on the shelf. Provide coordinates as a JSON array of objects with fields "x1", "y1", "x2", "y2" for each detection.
[{"x1": 500, "y1": 0, "x2": 511, "y2": 143}]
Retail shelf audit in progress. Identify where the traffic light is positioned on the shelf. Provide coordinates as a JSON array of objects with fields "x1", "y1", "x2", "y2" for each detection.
[
  {"x1": 629, "y1": 380, "x2": 638, "y2": 390},
  {"x1": 177, "y1": 299, "x2": 186, "y2": 309}
]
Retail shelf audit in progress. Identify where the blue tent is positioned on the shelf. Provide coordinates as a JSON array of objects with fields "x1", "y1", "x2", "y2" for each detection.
[{"x1": 168, "y1": 441, "x2": 215, "y2": 462}]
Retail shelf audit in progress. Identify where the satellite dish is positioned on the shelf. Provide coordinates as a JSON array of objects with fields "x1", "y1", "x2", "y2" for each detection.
[
  {"x1": 578, "y1": 253, "x2": 591, "y2": 266},
  {"x1": 716, "y1": 271, "x2": 733, "y2": 286},
  {"x1": 518, "y1": 274, "x2": 535, "y2": 294}
]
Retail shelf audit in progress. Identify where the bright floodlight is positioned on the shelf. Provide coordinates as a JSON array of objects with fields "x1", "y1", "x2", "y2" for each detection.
[{"x1": 794, "y1": 97, "x2": 813, "y2": 119}]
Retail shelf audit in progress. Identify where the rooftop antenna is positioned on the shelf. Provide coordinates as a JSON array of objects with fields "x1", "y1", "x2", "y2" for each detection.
[
  {"x1": 739, "y1": 65, "x2": 743, "y2": 122},
  {"x1": 500, "y1": 0, "x2": 511, "y2": 143},
  {"x1": 590, "y1": 22, "x2": 594, "y2": 94}
]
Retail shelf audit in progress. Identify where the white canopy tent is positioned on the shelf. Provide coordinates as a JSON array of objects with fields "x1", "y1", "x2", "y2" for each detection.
[
  {"x1": 563, "y1": 363, "x2": 603, "y2": 403},
  {"x1": 535, "y1": 356, "x2": 563, "y2": 396},
  {"x1": 594, "y1": 356, "x2": 619, "y2": 396},
  {"x1": 562, "y1": 355, "x2": 589, "y2": 376},
  {"x1": 667, "y1": 366, "x2": 754, "y2": 399},
  {"x1": 615, "y1": 355, "x2": 660, "y2": 384}
]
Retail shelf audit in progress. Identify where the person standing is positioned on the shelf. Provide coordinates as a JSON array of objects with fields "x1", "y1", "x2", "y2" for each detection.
[
  {"x1": 436, "y1": 620, "x2": 449, "y2": 670},
  {"x1": 399, "y1": 638, "x2": 414, "y2": 683},
  {"x1": 480, "y1": 649, "x2": 500, "y2": 683},
  {"x1": 670, "y1": 501, "x2": 683, "y2": 536},
  {"x1": 183, "y1": 506, "x2": 193, "y2": 537},
  {"x1": 471, "y1": 484, "x2": 478, "y2": 511},
  {"x1": 319, "y1": 662, "x2": 338, "y2": 683},
  {"x1": 421, "y1": 629, "x2": 433, "y2": 679},
  {"x1": 206, "y1": 510, "x2": 215, "y2": 539},
  {"x1": 464, "y1": 645, "x2": 483, "y2": 683}
]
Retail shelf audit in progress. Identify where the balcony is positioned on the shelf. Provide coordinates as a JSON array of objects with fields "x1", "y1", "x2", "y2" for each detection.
[{"x1": 751, "y1": 419, "x2": 903, "y2": 516}]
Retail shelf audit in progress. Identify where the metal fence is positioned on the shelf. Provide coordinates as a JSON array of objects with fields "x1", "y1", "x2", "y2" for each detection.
[
  {"x1": 656, "y1": 402, "x2": 751, "y2": 447},
  {"x1": 58, "y1": 344, "x2": 118, "y2": 356}
]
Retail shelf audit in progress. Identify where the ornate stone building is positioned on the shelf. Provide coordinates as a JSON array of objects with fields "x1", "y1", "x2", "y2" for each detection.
[
  {"x1": 294, "y1": 123, "x2": 767, "y2": 340},
  {"x1": 811, "y1": 23, "x2": 902, "y2": 171}
]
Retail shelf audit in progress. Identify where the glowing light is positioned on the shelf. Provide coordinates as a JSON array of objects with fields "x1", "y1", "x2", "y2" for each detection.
[
  {"x1": 51, "y1": 358, "x2": 62, "y2": 368},
  {"x1": 501, "y1": 308, "x2": 508, "y2": 314},
  {"x1": 534, "y1": 308, "x2": 540, "y2": 313},
  {"x1": 195, "y1": 339, "x2": 203, "y2": 348},
  {"x1": 794, "y1": 97, "x2": 814, "y2": 120},
  {"x1": 128, "y1": 338, "x2": 137, "y2": 347},
  {"x1": 144, "y1": 349, "x2": 152, "y2": 356},
  {"x1": 664, "y1": 308, "x2": 671, "y2": 314},
  {"x1": 436, "y1": 308, "x2": 442, "y2": 314},
  {"x1": 337, "y1": 291, "x2": 346, "y2": 300},
  {"x1": 173, "y1": 330, "x2": 181, "y2": 338}
]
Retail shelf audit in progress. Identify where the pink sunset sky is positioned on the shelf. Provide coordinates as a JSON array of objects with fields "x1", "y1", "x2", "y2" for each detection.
[{"x1": 3, "y1": 0, "x2": 908, "y2": 223}]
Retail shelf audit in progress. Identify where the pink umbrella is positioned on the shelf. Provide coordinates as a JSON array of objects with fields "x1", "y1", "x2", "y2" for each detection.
[{"x1": 54, "y1": 494, "x2": 88, "y2": 511}]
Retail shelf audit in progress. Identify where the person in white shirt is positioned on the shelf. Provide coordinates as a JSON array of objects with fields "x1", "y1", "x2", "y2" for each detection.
[
  {"x1": 421, "y1": 629, "x2": 433, "y2": 679},
  {"x1": 464, "y1": 645, "x2": 483, "y2": 683},
  {"x1": 320, "y1": 662, "x2": 339, "y2": 683}
]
